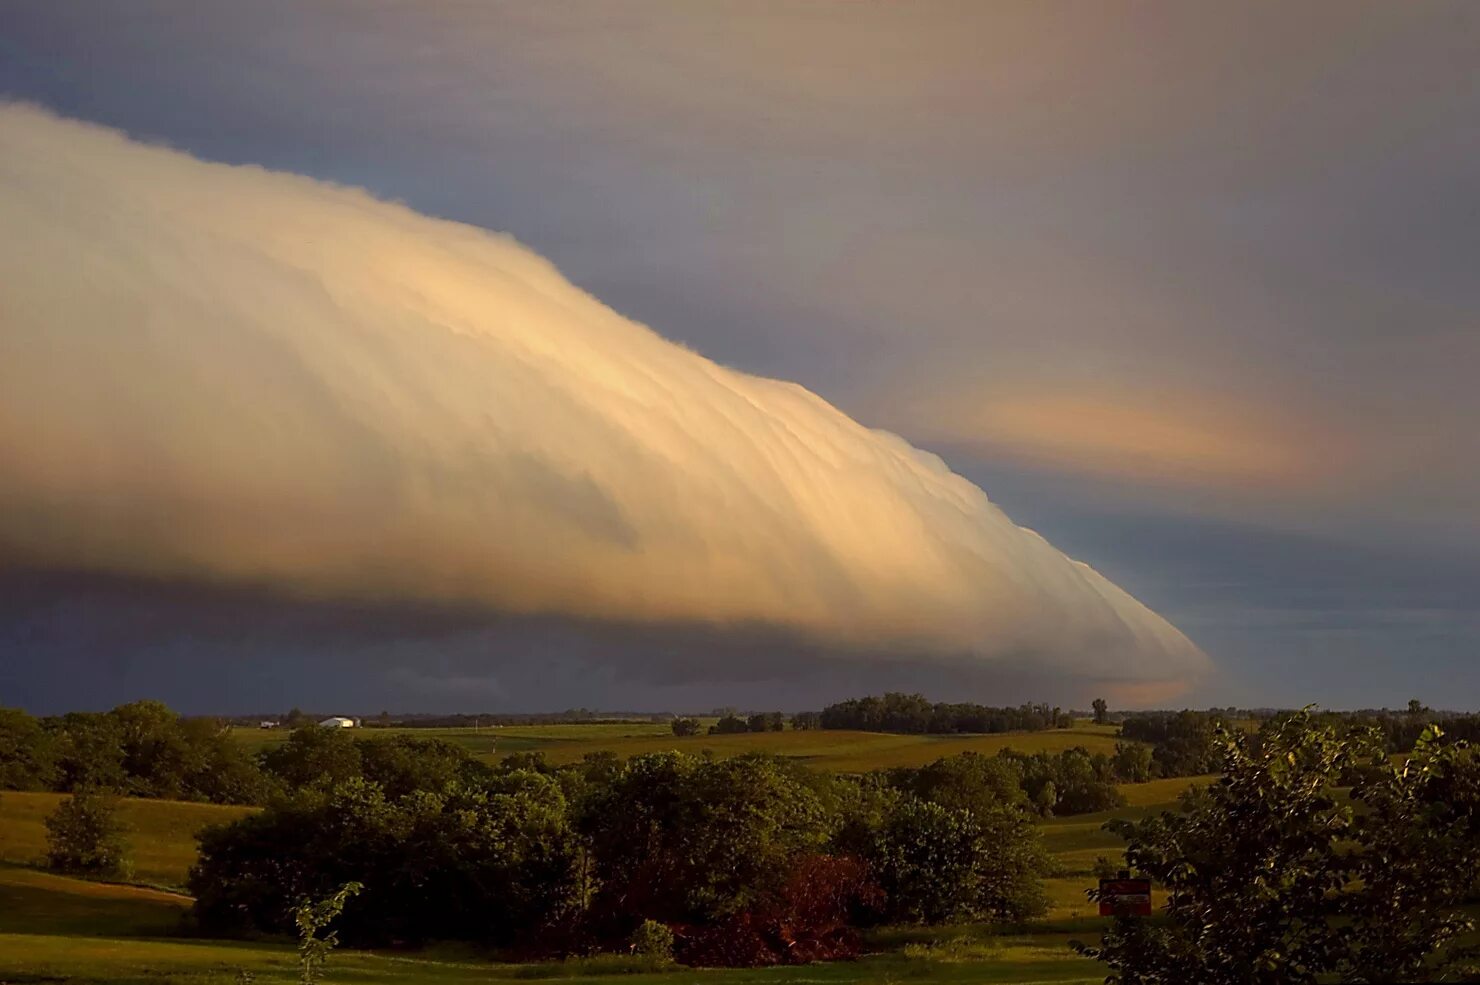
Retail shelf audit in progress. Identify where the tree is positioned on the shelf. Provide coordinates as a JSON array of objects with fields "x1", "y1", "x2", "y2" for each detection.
[
  {"x1": 45, "y1": 787, "x2": 132, "y2": 878},
  {"x1": 578, "y1": 753, "x2": 828, "y2": 927},
  {"x1": 1343, "y1": 724, "x2": 1480, "y2": 980},
  {"x1": 1111, "y1": 742, "x2": 1153, "y2": 783},
  {"x1": 791, "y1": 711, "x2": 822, "y2": 731},
  {"x1": 670, "y1": 717, "x2": 701, "y2": 737},
  {"x1": 191, "y1": 772, "x2": 582, "y2": 947},
  {"x1": 47, "y1": 712, "x2": 127, "y2": 791},
  {"x1": 296, "y1": 881, "x2": 363, "y2": 984},
  {"x1": 747, "y1": 712, "x2": 784, "y2": 733},
  {"x1": 259, "y1": 726, "x2": 362, "y2": 790},
  {"x1": 1074, "y1": 711, "x2": 1480, "y2": 984},
  {"x1": 709, "y1": 715, "x2": 750, "y2": 735},
  {"x1": 1092, "y1": 698, "x2": 1109, "y2": 725},
  {"x1": 0, "y1": 707, "x2": 57, "y2": 790},
  {"x1": 861, "y1": 797, "x2": 984, "y2": 923},
  {"x1": 358, "y1": 734, "x2": 477, "y2": 798}
]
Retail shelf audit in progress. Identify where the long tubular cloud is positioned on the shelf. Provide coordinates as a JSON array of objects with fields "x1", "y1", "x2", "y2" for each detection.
[{"x1": 0, "y1": 105, "x2": 1209, "y2": 691}]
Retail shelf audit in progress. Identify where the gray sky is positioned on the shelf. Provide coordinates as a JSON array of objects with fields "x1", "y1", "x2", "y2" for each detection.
[{"x1": 2, "y1": 1, "x2": 1478, "y2": 713}]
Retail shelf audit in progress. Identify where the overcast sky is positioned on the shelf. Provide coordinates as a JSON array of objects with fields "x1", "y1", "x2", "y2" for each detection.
[{"x1": 2, "y1": 1, "x2": 1477, "y2": 713}]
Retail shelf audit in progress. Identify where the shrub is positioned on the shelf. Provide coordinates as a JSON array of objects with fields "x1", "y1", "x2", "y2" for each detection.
[
  {"x1": 45, "y1": 787, "x2": 132, "y2": 879},
  {"x1": 628, "y1": 919, "x2": 674, "y2": 962}
]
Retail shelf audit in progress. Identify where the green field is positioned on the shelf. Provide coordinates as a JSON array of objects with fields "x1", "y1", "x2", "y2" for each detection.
[
  {"x1": 1, "y1": 791, "x2": 255, "y2": 889},
  {"x1": 233, "y1": 721, "x2": 1127, "y2": 771},
  {"x1": 1, "y1": 725, "x2": 1192, "y2": 983}
]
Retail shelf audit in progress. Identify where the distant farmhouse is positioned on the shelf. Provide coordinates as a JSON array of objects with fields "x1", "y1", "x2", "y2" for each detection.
[
  {"x1": 319, "y1": 716, "x2": 358, "y2": 728},
  {"x1": 258, "y1": 720, "x2": 280, "y2": 729}
]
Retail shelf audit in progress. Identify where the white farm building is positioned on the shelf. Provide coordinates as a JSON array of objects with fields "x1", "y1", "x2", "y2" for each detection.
[{"x1": 319, "y1": 716, "x2": 357, "y2": 728}]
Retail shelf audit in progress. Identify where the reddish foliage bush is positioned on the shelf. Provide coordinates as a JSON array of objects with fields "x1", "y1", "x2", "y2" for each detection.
[{"x1": 674, "y1": 854, "x2": 882, "y2": 967}]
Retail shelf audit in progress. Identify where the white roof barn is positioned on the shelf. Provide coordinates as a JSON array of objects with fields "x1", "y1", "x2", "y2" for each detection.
[{"x1": 319, "y1": 716, "x2": 356, "y2": 728}]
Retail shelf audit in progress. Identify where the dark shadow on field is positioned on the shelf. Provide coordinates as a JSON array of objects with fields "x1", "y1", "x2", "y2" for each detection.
[{"x1": 0, "y1": 863, "x2": 189, "y2": 937}]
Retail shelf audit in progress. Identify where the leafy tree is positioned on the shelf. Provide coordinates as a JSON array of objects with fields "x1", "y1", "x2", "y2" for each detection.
[
  {"x1": 358, "y1": 734, "x2": 479, "y2": 798},
  {"x1": 1111, "y1": 742, "x2": 1153, "y2": 783},
  {"x1": 747, "y1": 712, "x2": 784, "y2": 733},
  {"x1": 709, "y1": 715, "x2": 750, "y2": 735},
  {"x1": 45, "y1": 787, "x2": 132, "y2": 878},
  {"x1": 579, "y1": 753, "x2": 828, "y2": 927},
  {"x1": 296, "y1": 881, "x2": 363, "y2": 984},
  {"x1": 192, "y1": 772, "x2": 582, "y2": 947},
  {"x1": 1092, "y1": 698, "x2": 1109, "y2": 725},
  {"x1": 862, "y1": 797, "x2": 984, "y2": 923},
  {"x1": 1075, "y1": 711, "x2": 1480, "y2": 984},
  {"x1": 260, "y1": 726, "x2": 362, "y2": 790},
  {"x1": 670, "y1": 717, "x2": 701, "y2": 737},
  {"x1": 1119, "y1": 710, "x2": 1224, "y2": 778},
  {"x1": 1343, "y1": 725, "x2": 1480, "y2": 981},
  {"x1": 790, "y1": 711, "x2": 822, "y2": 731},
  {"x1": 998, "y1": 747, "x2": 1124, "y2": 816},
  {"x1": 0, "y1": 707, "x2": 57, "y2": 790},
  {"x1": 47, "y1": 712, "x2": 127, "y2": 791}
]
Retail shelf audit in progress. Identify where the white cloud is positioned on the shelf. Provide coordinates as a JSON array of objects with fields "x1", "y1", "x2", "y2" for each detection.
[{"x1": 0, "y1": 104, "x2": 1210, "y2": 691}]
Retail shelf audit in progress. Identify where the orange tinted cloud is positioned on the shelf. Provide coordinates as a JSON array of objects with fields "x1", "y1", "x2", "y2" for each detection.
[
  {"x1": 907, "y1": 388, "x2": 1336, "y2": 490},
  {"x1": 0, "y1": 104, "x2": 1211, "y2": 689}
]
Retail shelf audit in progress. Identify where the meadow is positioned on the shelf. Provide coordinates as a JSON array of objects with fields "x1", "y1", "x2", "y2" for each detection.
[
  {"x1": 0, "y1": 722, "x2": 1189, "y2": 984},
  {"x1": 232, "y1": 720, "x2": 1127, "y2": 771}
]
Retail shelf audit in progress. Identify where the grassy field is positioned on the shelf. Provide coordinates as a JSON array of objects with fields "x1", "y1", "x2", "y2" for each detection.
[
  {"x1": 232, "y1": 721, "x2": 1127, "y2": 771},
  {"x1": 0, "y1": 791, "x2": 255, "y2": 889},
  {"x1": 1, "y1": 724, "x2": 1182, "y2": 983}
]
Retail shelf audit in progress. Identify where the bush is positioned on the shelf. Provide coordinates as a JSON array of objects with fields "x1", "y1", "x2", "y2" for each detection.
[
  {"x1": 673, "y1": 855, "x2": 880, "y2": 967},
  {"x1": 45, "y1": 788, "x2": 132, "y2": 879},
  {"x1": 629, "y1": 919, "x2": 674, "y2": 962}
]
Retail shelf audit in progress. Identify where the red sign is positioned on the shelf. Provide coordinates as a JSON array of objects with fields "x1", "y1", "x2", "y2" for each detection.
[{"x1": 1098, "y1": 878, "x2": 1152, "y2": 916}]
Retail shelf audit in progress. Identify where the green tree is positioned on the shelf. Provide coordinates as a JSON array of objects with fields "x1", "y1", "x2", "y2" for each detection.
[
  {"x1": 1110, "y1": 742, "x2": 1153, "y2": 783},
  {"x1": 1075, "y1": 711, "x2": 1480, "y2": 984},
  {"x1": 0, "y1": 707, "x2": 57, "y2": 790},
  {"x1": 260, "y1": 726, "x2": 362, "y2": 790},
  {"x1": 48, "y1": 712, "x2": 127, "y2": 791},
  {"x1": 579, "y1": 752, "x2": 828, "y2": 925},
  {"x1": 1092, "y1": 698, "x2": 1109, "y2": 725},
  {"x1": 296, "y1": 881, "x2": 363, "y2": 984},
  {"x1": 192, "y1": 772, "x2": 581, "y2": 947},
  {"x1": 708, "y1": 715, "x2": 750, "y2": 735},
  {"x1": 45, "y1": 787, "x2": 132, "y2": 878},
  {"x1": 1343, "y1": 725, "x2": 1480, "y2": 981},
  {"x1": 670, "y1": 717, "x2": 701, "y2": 737},
  {"x1": 863, "y1": 797, "x2": 984, "y2": 923},
  {"x1": 357, "y1": 734, "x2": 476, "y2": 798}
]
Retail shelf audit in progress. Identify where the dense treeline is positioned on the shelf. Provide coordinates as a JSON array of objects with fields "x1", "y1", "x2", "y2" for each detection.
[
  {"x1": 0, "y1": 702, "x2": 267, "y2": 803},
  {"x1": 814, "y1": 693, "x2": 1071, "y2": 734},
  {"x1": 190, "y1": 747, "x2": 1054, "y2": 963},
  {"x1": 0, "y1": 701, "x2": 1136, "y2": 817},
  {"x1": 1117, "y1": 710, "x2": 1228, "y2": 778},
  {"x1": 1116, "y1": 703, "x2": 1480, "y2": 780}
]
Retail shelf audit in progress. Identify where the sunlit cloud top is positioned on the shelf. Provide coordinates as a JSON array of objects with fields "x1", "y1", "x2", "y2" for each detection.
[{"x1": 0, "y1": 104, "x2": 1210, "y2": 692}]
